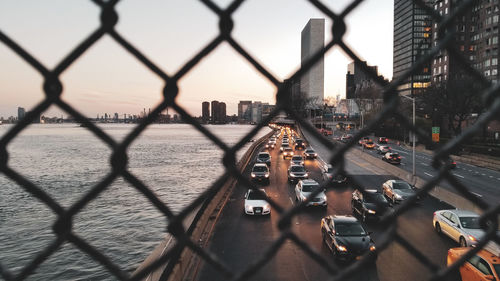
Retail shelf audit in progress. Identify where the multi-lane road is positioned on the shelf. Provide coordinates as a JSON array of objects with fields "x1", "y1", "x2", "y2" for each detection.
[
  {"x1": 194, "y1": 128, "x2": 468, "y2": 281},
  {"x1": 342, "y1": 132, "x2": 500, "y2": 204}
]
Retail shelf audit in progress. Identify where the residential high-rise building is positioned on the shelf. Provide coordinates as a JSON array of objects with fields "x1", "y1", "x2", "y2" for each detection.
[
  {"x1": 202, "y1": 101, "x2": 210, "y2": 123},
  {"x1": 238, "y1": 100, "x2": 252, "y2": 124},
  {"x1": 431, "y1": 0, "x2": 499, "y2": 84},
  {"x1": 211, "y1": 100, "x2": 219, "y2": 124},
  {"x1": 17, "y1": 107, "x2": 25, "y2": 121},
  {"x1": 218, "y1": 102, "x2": 226, "y2": 124},
  {"x1": 301, "y1": 18, "x2": 325, "y2": 107},
  {"x1": 393, "y1": 0, "x2": 433, "y2": 96}
]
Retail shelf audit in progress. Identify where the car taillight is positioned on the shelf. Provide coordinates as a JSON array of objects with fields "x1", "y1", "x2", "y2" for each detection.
[{"x1": 397, "y1": 156, "x2": 401, "y2": 159}]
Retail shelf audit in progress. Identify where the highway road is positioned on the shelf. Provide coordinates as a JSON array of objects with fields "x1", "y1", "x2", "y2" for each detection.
[
  {"x1": 195, "y1": 129, "x2": 461, "y2": 281},
  {"x1": 339, "y1": 131, "x2": 500, "y2": 204}
]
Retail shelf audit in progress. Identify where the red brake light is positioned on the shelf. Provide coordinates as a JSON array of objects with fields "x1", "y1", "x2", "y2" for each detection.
[{"x1": 398, "y1": 156, "x2": 401, "y2": 159}]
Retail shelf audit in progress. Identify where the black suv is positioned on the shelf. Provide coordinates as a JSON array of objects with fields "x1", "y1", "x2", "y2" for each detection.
[{"x1": 351, "y1": 189, "x2": 390, "y2": 221}]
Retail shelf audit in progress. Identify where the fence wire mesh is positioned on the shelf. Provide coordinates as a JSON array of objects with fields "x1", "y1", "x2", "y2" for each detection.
[{"x1": 1, "y1": 0, "x2": 499, "y2": 280}]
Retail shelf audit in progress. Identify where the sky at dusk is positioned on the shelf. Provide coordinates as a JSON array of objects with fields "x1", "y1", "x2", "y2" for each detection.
[{"x1": 0, "y1": 0, "x2": 393, "y2": 118}]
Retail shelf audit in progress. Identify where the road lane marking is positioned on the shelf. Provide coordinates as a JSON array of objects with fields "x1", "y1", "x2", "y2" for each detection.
[
  {"x1": 472, "y1": 192, "x2": 483, "y2": 198},
  {"x1": 424, "y1": 172, "x2": 434, "y2": 177},
  {"x1": 453, "y1": 173, "x2": 464, "y2": 179},
  {"x1": 482, "y1": 174, "x2": 486, "y2": 176}
]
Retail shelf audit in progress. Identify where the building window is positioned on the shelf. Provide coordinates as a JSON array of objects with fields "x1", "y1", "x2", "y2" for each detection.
[
  {"x1": 485, "y1": 70, "x2": 491, "y2": 76},
  {"x1": 492, "y1": 58, "x2": 498, "y2": 65}
]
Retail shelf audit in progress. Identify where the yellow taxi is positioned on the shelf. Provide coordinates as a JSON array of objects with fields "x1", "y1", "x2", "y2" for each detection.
[{"x1": 447, "y1": 242, "x2": 500, "y2": 281}]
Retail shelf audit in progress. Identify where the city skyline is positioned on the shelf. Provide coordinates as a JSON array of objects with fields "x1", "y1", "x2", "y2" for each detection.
[{"x1": 0, "y1": 1, "x2": 394, "y2": 118}]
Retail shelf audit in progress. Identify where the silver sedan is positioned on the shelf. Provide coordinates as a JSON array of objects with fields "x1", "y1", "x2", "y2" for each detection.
[{"x1": 432, "y1": 209, "x2": 484, "y2": 247}]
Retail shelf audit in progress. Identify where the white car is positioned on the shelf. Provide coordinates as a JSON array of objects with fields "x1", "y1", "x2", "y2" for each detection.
[
  {"x1": 244, "y1": 189, "x2": 271, "y2": 216},
  {"x1": 433, "y1": 209, "x2": 485, "y2": 247},
  {"x1": 295, "y1": 179, "x2": 327, "y2": 207},
  {"x1": 290, "y1": 155, "x2": 305, "y2": 166}
]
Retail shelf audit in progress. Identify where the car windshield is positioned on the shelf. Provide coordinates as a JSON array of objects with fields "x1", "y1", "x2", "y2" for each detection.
[
  {"x1": 459, "y1": 216, "x2": 481, "y2": 229},
  {"x1": 292, "y1": 156, "x2": 302, "y2": 160},
  {"x1": 302, "y1": 184, "x2": 319, "y2": 192},
  {"x1": 335, "y1": 222, "x2": 367, "y2": 236},
  {"x1": 393, "y1": 182, "x2": 411, "y2": 189},
  {"x1": 252, "y1": 166, "x2": 268, "y2": 172},
  {"x1": 247, "y1": 191, "x2": 267, "y2": 200},
  {"x1": 390, "y1": 153, "x2": 399, "y2": 157},
  {"x1": 306, "y1": 149, "x2": 314, "y2": 153},
  {"x1": 285, "y1": 148, "x2": 293, "y2": 152},
  {"x1": 258, "y1": 154, "x2": 270, "y2": 159},
  {"x1": 365, "y1": 193, "x2": 388, "y2": 204},
  {"x1": 366, "y1": 142, "x2": 374, "y2": 145},
  {"x1": 291, "y1": 166, "x2": 305, "y2": 172}
]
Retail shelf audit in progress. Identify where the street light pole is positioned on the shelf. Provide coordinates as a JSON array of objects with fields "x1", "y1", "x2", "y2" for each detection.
[{"x1": 401, "y1": 94, "x2": 416, "y2": 181}]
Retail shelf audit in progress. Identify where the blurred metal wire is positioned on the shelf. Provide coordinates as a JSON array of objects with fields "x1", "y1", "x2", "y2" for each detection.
[{"x1": 0, "y1": 0, "x2": 499, "y2": 280}]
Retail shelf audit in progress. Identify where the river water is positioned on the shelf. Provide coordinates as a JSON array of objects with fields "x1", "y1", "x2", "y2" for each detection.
[{"x1": 0, "y1": 123, "x2": 270, "y2": 280}]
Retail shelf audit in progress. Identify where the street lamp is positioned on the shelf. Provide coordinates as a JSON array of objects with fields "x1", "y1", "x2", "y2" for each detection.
[{"x1": 400, "y1": 94, "x2": 416, "y2": 181}]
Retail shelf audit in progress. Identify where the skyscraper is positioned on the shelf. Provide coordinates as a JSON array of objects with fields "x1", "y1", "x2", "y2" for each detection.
[
  {"x1": 301, "y1": 18, "x2": 325, "y2": 107},
  {"x1": 17, "y1": 107, "x2": 25, "y2": 121},
  {"x1": 393, "y1": 0, "x2": 433, "y2": 96},
  {"x1": 218, "y1": 102, "x2": 226, "y2": 124},
  {"x1": 202, "y1": 101, "x2": 210, "y2": 123},
  {"x1": 211, "y1": 100, "x2": 219, "y2": 124}
]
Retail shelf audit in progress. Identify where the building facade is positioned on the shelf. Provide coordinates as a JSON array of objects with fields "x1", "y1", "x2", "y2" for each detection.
[
  {"x1": 431, "y1": 0, "x2": 499, "y2": 84},
  {"x1": 237, "y1": 100, "x2": 252, "y2": 124},
  {"x1": 301, "y1": 18, "x2": 325, "y2": 107},
  {"x1": 17, "y1": 107, "x2": 25, "y2": 121},
  {"x1": 393, "y1": 0, "x2": 433, "y2": 96},
  {"x1": 346, "y1": 61, "x2": 381, "y2": 99}
]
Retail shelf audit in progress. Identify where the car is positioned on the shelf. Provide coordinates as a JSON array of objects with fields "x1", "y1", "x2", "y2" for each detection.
[
  {"x1": 359, "y1": 137, "x2": 371, "y2": 146},
  {"x1": 256, "y1": 152, "x2": 271, "y2": 166},
  {"x1": 351, "y1": 189, "x2": 390, "y2": 221},
  {"x1": 265, "y1": 141, "x2": 276, "y2": 150},
  {"x1": 244, "y1": 189, "x2": 271, "y2": 216},
  {"x1": 303, "y1": 148, "x2": 318, "y2": 159},
  {"x1": 282, "y1": 147, "x2": 294, "y2": 159},
  {"x1": 382, "y1": 179, "x2": 419, "y2": 204},
  {"x1": 321, "y1": 215, "x2": 376, "y2": 261},
  {"x1": 341, "y1": 134, "x2": 353, "y2": 143},
  {"x1": 433, "y1": 209, "x2": 486, "y2": 247},
  {"x1": 447, "y1": 242, "x2": 500, "y2": 281},
  {"x1": 382, "y1": 152, "x2": 401, "y2": 164},
  {"x1": 378, "y1": 137, "x2": 389, "y2": 144},
  {"x1": 322, "y1": 164, "x2": 348, "y2": 186},
  {"x1": 363, "y1": 141, "x2": 376, "y2": 149},
  {"x1": 287, "y1": 164, "x2": 308, "y2": 182},
  {"x1": 294, "y1": 138, "x2": 305, "y2": 150},
  {"x1": 280, "y1": 142, "x2": 290, "y2": 153},
  {"x1": 282, "y1": 138, "x2": 289, "y2": 145},
  {"x1": 295, "y1": 179, "x2": 327, "y2": 207},
  {"x1": 290, "y1": 155, "x2": 305, "y2": 166},
  {"x1": 377, "y1": 145, "x2": 392, "y2": 154},
  {"x1": 250, "y1": 163, "x2": 270, "y2": 184}
]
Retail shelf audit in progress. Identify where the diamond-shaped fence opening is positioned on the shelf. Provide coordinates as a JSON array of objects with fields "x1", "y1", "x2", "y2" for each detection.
[{"x1": 1, "y1": 0, "x2": 499, "y2": 281}]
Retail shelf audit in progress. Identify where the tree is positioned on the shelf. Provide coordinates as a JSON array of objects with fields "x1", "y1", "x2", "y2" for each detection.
[{"x1": 417, "y1": 78, "x2": 484, "y2": 137}]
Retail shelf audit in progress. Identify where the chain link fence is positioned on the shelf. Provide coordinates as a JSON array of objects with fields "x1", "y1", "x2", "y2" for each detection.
[{"x1": 1, "y1": 0, "x2": 499, "y2": 280}]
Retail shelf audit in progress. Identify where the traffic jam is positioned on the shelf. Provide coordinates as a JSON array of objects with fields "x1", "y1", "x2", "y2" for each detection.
[{"x1": 244, "y1": 126, "x2": 499, "y2": 280}]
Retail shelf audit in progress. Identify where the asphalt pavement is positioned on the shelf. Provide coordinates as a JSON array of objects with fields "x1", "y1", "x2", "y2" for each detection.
[{"x1": 195, "y1": 130, "x2": 460, "y2": 281}]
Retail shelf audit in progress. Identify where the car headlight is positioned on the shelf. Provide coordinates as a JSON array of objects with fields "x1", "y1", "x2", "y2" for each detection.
[
  {"x1": 337, "y1": 245, "x2": 348, "y2": 252},
  {"x1": 263, "y1": 204, "x2": 271, "y2": 212},
  {"x1": 395, "y1": 194, "x2": 402, "y2": 199},
  {"x1": 369, "y1": 245, "x2": 376, "y2": 251},
  {"x1": 265, "y1": 173, "x2": 269, "y2": 178},
  {"x1": 314, "y1": 153, "x2": 317, "y2": 156},
  {"x1": 368, "y1": 209, "x2": 376, "y2": 214},
  {"x1": 245, "y1": 205, "x2": 253, "y2": 212},
  {"x1": 322, "y1": 195, "x2": 327, "y2": 201},
  {"x1": 304, "y1": 173, "x2": 309, "y2": 177},
  {"x1": 251, "y1": 173, "x2": 256, "y2": 178},
  {"x1": 301, "y1": 195, "x2": 307, "y2": 201},
  {"x1": 468, "y1": 235, "x2": 476, "y2": 242}
]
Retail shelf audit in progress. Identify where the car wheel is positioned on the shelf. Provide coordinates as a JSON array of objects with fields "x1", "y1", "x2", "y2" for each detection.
[
  {"x1": 435, "y1": 222, "x2": 441, "y2": 234},
  {"x1": 459, "y1": 236, "x2": 467, "y2": 247}
]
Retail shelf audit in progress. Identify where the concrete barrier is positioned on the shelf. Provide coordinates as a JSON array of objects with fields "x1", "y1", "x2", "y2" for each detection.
[{"x1": 133, "y1": 129, "x2": 274, "y2": 281}]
